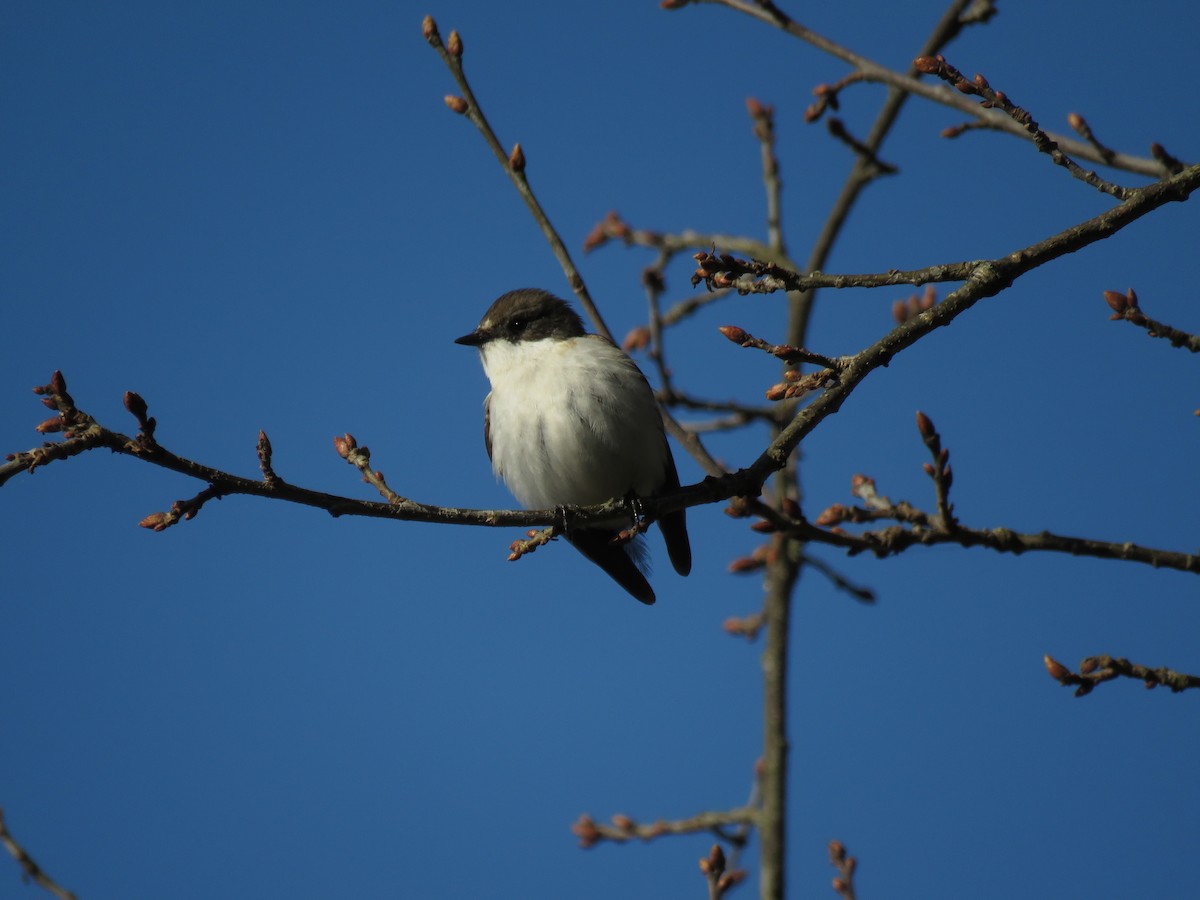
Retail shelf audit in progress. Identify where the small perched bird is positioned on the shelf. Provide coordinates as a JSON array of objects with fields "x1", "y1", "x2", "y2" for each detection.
[{"x1": 455, "y1": 288, "x2": 691, "y2": 604}]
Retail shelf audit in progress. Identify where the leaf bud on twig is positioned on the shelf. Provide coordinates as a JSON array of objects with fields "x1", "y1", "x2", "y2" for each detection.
[
  {"x1": 814, "y1": 504, "x2": 848, "y2": 527},
  {"x1": 1043, "y1": 654, "x2": 1070, "y2": 683},
  {"x1": 622, "y1": 326, "x2": 651, "y2": 353},
  {"x1": 444, "y1": 95, "x2": 468, "y2": 114},
  {"x1": 611, "y1": 814, "x2": 635, "y2": 831},
  {"x1": 700, "y1": 844, "x2": 726, "y2": 877},
  {"x1": 829, "y1": 839, "x2": 846, "y2": 863},
  {"x1": 139, "y1": 512, "x2": 168, "y2": 530},
  {"x1": 421, "y1": 15, "x2": 439, "y2": 44},
  {"x1": 124, "y1": 391, "x2": 148, "y2": 420},
  {"x1": 718, "y1": 325, "x2": 749, "y2": 344},
  {"x1": 571, "y1": 814, "x2": 600, "y2": 848}
]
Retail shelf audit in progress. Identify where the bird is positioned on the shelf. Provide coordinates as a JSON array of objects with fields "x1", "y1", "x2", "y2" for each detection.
[{"x1": 455, "y1": 288, "x2": 691, "y2": 604}]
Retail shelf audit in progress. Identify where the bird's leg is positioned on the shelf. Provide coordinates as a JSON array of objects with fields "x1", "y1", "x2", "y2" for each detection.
[
  {"x1": 612, "y1": 493, "x2": 647, "y2": 544},
  {"x1": 555, "y1": 504, "x2": 573, "y2": 536}
]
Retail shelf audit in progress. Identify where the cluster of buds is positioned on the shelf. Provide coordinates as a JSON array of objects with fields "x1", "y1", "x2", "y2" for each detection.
[
  {"x1": 892, "y1": 284, "x2": 938, "y2": 324},
  {"x1": 914, "y1": 55, "x2": 1009, "y2": 109},
  {"x1": 422, "y1": 16, "x2": 462, "y2": 58},
  {"x1": 1043, "y1": 654, "x2": 1100, "y2": 697},
  {"x1": 828, "y1": 839, "x2": 858, "y2": 898},
  {"x1": 699, "y1": 844, "x2": 746, "y2": 897},
  {"x1": 508, "y1": 527, "x2": 556, "y2": 562},
  {"x1": 333, "y1": 433, "x2": 362, "y2": 461},
  {"x1": 765, "y1": 367, "x2": 836, "y2": 402},
  {"x1": 916, "y1": 54, "x2": 1050, "y2": 148},
  {"x1": 916, "y1": 411, "x2": 953, "y2": 490},
  {"x1": 31, "y1": 371, "x2": 90, "y2": 438},
  {"x1": 692, "y1": 251, "x2": 794, "y2": 295},
  {"x1": 1103, "y1": 288, "x2": 1145, "y2": 324},
  {"x1": 138, "y1": 489, "x2": 212, "y2": 532}
]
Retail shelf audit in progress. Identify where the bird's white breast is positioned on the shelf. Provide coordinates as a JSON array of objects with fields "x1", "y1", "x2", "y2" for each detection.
[{"x1": 480, "y1": 335, "x2": 668, "y2": 511}]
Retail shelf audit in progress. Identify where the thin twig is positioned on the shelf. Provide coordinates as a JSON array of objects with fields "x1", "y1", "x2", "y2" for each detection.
[
  {"x1": 1104, "y1": 289, "x2": 1200, "y2": 352},
  {"x1": 913, "y1": 55, "x2": 1132, "y2": 198},
  {"x1": 828, "y1": 840, "x2": 858, "y2": 900},
  {"x1": 570, "y1": 807, "x2": 758, "y2": 848},
  {"x1": 747, "y1": 97, "x2": 786, "y2": 254},
  {"x1": 692, "y1": 250, "x2": 980, "y2": 295},
  {"x1": 423, "y1": 17, "x2": 608, "y2": 340},
  {"x1": 1044, "y1": 654, "x2": 1200, "y2": 697},
  {"x1": 0, "y1": 806, "x2": 77, "y2": 900},
  {"x1": 677, "y1": 0, "x2": 1175, "y2": 178}
]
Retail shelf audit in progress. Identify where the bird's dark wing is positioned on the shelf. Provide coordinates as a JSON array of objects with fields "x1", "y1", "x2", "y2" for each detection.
[
  {"x1": 483, "y1": 393, "x2": 492, "y2": 462},
  {"x1": 567, "y1": 530, "x2": 656, "y2": 605}
]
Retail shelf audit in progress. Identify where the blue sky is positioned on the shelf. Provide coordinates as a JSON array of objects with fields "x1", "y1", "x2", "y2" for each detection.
[{"x1": 3, "y1": 2, "x2": 1198, "y2": 898}]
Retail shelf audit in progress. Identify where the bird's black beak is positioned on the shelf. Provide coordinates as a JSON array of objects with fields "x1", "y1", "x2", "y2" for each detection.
[{"x1": 454, "y1": 330, "x2": 484, "y2": 347}]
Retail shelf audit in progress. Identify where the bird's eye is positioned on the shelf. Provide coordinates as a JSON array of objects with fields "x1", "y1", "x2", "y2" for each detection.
[{"x1": 509, "y1": 318, "x2": 526, "y2": 331}]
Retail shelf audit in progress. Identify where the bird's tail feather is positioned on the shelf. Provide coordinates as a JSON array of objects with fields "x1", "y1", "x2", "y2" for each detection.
[{"x1": 567, "y1": 530, "x2": 655, "y2": 604}]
